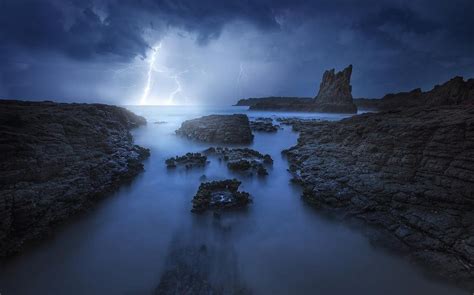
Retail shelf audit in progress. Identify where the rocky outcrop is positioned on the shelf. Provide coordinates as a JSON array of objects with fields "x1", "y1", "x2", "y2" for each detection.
[
  {"x1": 191, "y1": 179, "x2": 251, "y2": 213},
  {"x1": 204, "y1": 147, "x2": 273, "y2": 176},
  {"x1": 425, "y1": 76, "x2": 474, "y2": 106},
  {"x1": 0, "y1": 100, "x2": 149, "y2": 258},
  {"x1": 249, "y1": 118, "x2": 279, "y2": 133},
  {"x1": 176, "y1": 114, "x2": 253, "y2": 144},
  {"x1": 355, "y1": 76, "x2": 474, "y2": 111},
  {"x1": 313, "y1": 65, "x2": 357, "y2": 113},
  {"x1": 284, "y1": 106, "x2": 474, "y2": 289},
  {"x1": 165, "y1": 153, "x2": 208, "y2": 169}
]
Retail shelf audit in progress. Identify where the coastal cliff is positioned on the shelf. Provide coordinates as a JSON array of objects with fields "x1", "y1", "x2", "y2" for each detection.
[
  {"x1": 0, "y1": 100, "x2": 149, "y2": 257},
  {"x1": 355, "y1": 76, "x2": 474, "y2": 111}
]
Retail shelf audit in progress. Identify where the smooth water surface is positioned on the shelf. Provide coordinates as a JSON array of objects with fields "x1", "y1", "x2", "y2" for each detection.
[{"x1": 0, "y1": 106, "x2": 467, "y2": 294}]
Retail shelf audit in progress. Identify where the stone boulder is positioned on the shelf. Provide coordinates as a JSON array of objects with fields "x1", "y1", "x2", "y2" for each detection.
[{"x1": 176, "y1": 114, "x2": 253, "y2": 144}]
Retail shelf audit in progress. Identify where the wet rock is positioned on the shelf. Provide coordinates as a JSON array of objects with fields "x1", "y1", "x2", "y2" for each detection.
[
  {"x1": 176, "y1": 114, "x2": 253, "y2": 144},
  {"x1": 204, "y1": 147, "x2": 273, "y2": 176},
  {"x1": 249, "y1": 119, "x2": 279, "y2": 133},
  {"x1": 285, "y1": 105, "x2": 474, "y2": 289},
  {"x1": 165, "y1": 153, "x2": 208, "y2": 169},
  {"x1": 0, "y1": 100, "x2": 149, "y2": 258},
  {"x1": 191, "y1": 179, "x2": 251, "y2": 213},
  {"x1": 153, "y1": 121, "x2": 167, "y2": 124}
]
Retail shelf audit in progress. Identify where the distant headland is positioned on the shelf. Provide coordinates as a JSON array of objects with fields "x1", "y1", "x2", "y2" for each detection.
[{"x1": 235, "y1": 65, "x2": 474, "y2": 113}]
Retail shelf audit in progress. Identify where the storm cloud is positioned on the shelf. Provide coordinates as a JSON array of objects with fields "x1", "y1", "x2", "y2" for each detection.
[{"x1": 0, "y1": 0, "x2": 473, "y2": 104}]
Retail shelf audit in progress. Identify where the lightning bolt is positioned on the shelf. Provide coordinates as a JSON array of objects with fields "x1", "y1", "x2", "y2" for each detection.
[
  {"x1": 140, "y1": 42, "x2": 162, "y2": 105},
  {"x1": 167, "y1": 70, "x2": 189, "y2": 105},
  {"x1": 237, "y1": 62, "x2": 245, "y2": 98}
]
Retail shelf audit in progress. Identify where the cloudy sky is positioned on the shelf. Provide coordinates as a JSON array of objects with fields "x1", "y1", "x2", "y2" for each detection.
[{"x1": 0, "y1": 0, "x2": 473, "y2": 105}]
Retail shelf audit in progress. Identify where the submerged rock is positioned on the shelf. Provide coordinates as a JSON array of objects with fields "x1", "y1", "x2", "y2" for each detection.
[
  {"x1": 165, "y1": 153, "x2": 208, "y2": 169},
  {"x1": 155, "y1": 241, "x2": 251, "y2": 295},
  {"x1": 204, "y1": 147, "x2": 273, "y2": 176},
  {"x1": 285, "y1": 105, "x2": 474, "y2": 289},
  {"x1": 176, "y1": 114, "x2": 253, "y2": 144},
  {"x1": 0, "y1": 100, "x2": 149, "y2": 258},
  {"x1": 155, "y1": 245, "x2": 215, "y2": 295},
  {"x1": 192, "y1": 179, "x2": 251, "y2": 213}
]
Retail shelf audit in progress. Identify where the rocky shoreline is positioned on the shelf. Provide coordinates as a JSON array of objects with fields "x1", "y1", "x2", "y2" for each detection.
[
  {"x1": 284, "y1": 106, "x2": 474, "y2": 289},
  {"x1": 0, "y1": 100, "x2": 149, "y2": 258}
]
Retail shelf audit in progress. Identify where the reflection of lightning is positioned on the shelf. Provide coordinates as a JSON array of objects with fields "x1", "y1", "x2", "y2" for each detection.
[{"x1": 140, "y1": 43, "x2": 162, "y2": 105}]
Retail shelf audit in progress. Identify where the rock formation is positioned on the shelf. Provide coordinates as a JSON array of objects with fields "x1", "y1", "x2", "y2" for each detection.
[
  {"x1": 0, "y1": 100, "x2": 149, "y2": 258},
  {"x1": 191, "y1": 179, "x2": 251, "y2": 213},
  {"x1": 176, "y1": 114, "x2": 253, "y2": 144},
  {"x1": 249, "y1": 118, "x2": 279, "y2": 133},
  {"x1": 204, "y1": 147, "x2": 273, "y2": 176},
  {"x1": 314, "y1": 64, "x2": 357, "y2": 113},
  {"x1": 284, "y1": 105, "x2": 474, "y2": 289},
  {"x1": 165, "y1": 153, "x2": 208, "y2": 169}
]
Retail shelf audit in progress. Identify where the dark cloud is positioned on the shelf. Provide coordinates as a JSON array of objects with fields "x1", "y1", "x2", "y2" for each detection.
[{"x1": 0, "y1": 0, "x2": 473, "y2": 101}]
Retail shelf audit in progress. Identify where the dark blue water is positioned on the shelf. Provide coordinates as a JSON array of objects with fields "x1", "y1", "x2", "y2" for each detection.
[{"x1": 0, "y1": 106, "x2": 467, "y2": 294}]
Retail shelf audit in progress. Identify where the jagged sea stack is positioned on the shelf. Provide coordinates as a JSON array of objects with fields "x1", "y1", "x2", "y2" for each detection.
[{"x1": 314, "y1": 65, "x2": 358, "y2": 113}]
